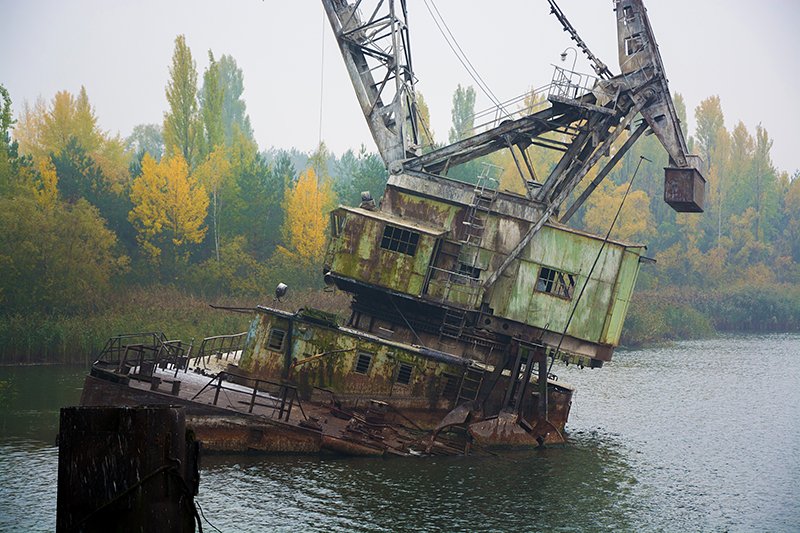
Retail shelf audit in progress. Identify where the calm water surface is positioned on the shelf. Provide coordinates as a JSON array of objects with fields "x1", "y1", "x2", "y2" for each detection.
[{"x1": 1, "y1": 334, "x2": 798, "y2": 532}]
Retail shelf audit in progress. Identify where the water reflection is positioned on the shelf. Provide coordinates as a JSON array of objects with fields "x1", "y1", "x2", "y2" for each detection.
[
  {"x1": 0, "y1": 336, "x2": 798, "y2": 532},
  {"x1": 199, "y1": 431, "x2": 640, "y2": 532}
]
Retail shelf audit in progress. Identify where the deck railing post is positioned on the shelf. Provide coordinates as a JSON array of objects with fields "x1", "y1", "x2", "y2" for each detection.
[
  {"x1": 249, "y1": 381, "x2": 258, "y2": 413},
  {"x1": 278, "y1": 386, "x2": 289, "y2": 420},
  {"x1": 213, "y1": 374, "x2": 223, "y2": 406},
  {"x1": 285, "y1": 390, "x2": 294, "y2": 421}
]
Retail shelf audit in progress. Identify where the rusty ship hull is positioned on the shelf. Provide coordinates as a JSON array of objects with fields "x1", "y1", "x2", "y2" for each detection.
[{"x1": 81, "y1": 306, "x2": 575, "y2": 457}]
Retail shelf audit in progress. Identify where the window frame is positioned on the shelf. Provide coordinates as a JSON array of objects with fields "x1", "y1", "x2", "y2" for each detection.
[
  {"x1": 267, "y1": 328, "x2": 286, "y2": 351},
  {"x1": 380, "y1": 224, "x2": 420, "y2": 256},
  {"x1": 395, "y1": 363, "x2": 414, "y2": 385},
  {"x1": 353, "y1": 351, "x2": 373, "y2": 375},
  {"x1": 535, "y1": 266, "x2": 577, "y2": 300}
]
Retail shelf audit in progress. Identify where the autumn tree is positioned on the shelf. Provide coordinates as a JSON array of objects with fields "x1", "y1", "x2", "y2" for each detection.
[
  {"x1": 163, "y1": 35, "x2": 201, "y2": 167},
  {"x1": 15, "y1": 88, "x2": 101, "y2": 163},
  {"x1": 13, "y1": 87, "x2": 130, "y2": 189},
  {"x1": 583, "y1": 180, "x2": 654, "y2": 243},
  {"x1": 129, "y1": 154, "x2": 208, "y2": 275},
  {"x1": 273, "y1": 167, "x2": 335, "y2": 287},
  {"x1": 415, "y1": 91, "x2": 435, "y2": 151}
]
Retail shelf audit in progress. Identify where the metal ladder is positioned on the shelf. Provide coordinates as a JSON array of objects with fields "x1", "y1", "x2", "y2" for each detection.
[
  {"x1": 439, "y1": 307, "x2": 468, "y2": 340},
  {"x1": 456, "y1": 365, "x2": 485, "y2": 404}
]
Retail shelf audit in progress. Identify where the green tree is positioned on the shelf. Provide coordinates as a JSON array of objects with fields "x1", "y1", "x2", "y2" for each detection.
[
  {"x1": 448, "y1": 84, "x2": 476, "y2": 144},
  {"x1": 0, "y1": 195, "x2": 128, "y2": 313},
  {"x1": 193, "y1": 146, "x2": 231, "y2": 261},
  {"x1": 218, "y1": 54, "x2": 254, "y2": 145},
  {"x1": 126, "y1": 124, "x2": 164, "y2": 161},
  {"x1": 200, "y1": 50, "x2": 225, "y2": 153},
  {"x1": 163, "y1": 35, "x2": 201, "y2": 167},
  {"x1": 447, "y1": 85, "x2": 481, "y2": 183},
  {"x1": 0, "y1": 85, "x2": 33, "y2": 196},
  {"x1": 50, "y1": 137, "x2": 136, "y2": 251},
  {"x1": 334, "y1": 145, "x2": 388, "y2": 205}
]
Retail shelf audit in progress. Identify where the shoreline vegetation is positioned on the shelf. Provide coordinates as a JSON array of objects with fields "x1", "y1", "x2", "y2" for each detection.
[
  {"x1": 0, "y1": 287, "x2": 349, "y2": 366},
  {"x1": 1, "y1": 285, "x2": 797, "y2": 365}
]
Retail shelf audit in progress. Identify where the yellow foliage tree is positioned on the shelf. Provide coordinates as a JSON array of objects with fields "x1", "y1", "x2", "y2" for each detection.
[
  {"x1": 33, "y1": 159, "x2": 58, "y2": 210},
  {"x1": 129, "y1": 154, "x2": 209, "y2": 269},
  {"x1": 583, "y1": 180, "x2": 654, "y2": 242},
  {"x1": 277, "y1": 167, "x2": 335, "y2": 266}
]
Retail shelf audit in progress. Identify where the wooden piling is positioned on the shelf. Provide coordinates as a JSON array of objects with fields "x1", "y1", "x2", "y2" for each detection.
[{"x1": 56, "y1": 406, "x2": 199, "y2": 532}]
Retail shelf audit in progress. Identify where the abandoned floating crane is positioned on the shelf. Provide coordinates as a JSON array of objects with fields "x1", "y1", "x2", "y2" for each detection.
[{"x1": 81, "y1": 0, "x2": 705, "y2": 455}]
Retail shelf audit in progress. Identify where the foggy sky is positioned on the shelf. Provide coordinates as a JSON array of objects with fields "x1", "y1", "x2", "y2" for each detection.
[{"x1": 2, "y1": 0, "x2": 798, "y2": 174}]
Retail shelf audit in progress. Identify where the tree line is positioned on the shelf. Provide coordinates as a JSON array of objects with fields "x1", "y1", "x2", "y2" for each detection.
[{"x1": 1, "y1": 34, "x2": 798, "y2": 337}]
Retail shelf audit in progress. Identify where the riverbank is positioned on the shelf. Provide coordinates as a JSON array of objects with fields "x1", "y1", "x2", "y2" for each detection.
[
  {"x1": 1, "y1": 284, "x2": 797, "y2": 364},
  {"x1": 0, "y1": 286, "x2": 350, "y2": 365},
  {"x1": 621, "y1": 284, "x2": 800, "y2": 347}
]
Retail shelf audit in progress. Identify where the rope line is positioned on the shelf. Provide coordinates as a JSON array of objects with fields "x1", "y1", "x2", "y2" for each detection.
[{"x1": 549, "y1": 155, "x2": 650, "y2": 373}]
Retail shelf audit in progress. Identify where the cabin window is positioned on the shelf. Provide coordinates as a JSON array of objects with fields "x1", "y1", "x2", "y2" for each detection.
[
  {"x1": 535, "y1": 267, "x2": 576, "y2": 300},
  {"x1": 625, "y1": 34, "x2": 643, "y2": 55},
  {"x1": 380, "y1": 225, "x2": 420, "y2": 256},
  {"x1": 622, "y1": 5, "x2": 634, "y2": 24},
  {"x1": 330, "y1": 212, "x2": 344, "y2": 237},
  {"x1": 354, "y1": 351, "x2": 373, "y2": 374},
  {"x1": 457, "y1": 262, "x2": 481, "y2": 280},
  {"x1": 441, "y1": 373, "x2": 460, "y2": 400},
  {"x1": 267, "y1": 328, "x2": 286, "y2": 351},
  {"x1": 396, "y1": 363, "x2": 413, "y2": 385}
]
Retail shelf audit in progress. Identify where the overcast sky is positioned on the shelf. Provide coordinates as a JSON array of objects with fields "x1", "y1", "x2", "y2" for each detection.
[{"x1": 2, "y1": 1, "x2": 798, "y2": 174}]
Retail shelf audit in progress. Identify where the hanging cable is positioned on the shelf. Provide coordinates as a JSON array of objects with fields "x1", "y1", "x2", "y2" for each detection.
[
  {"x1": 548, "y1": 155, "x2": 650, "y2": 373},
  {"x1": 422, "y1": 0, "x2": 512, "y2": 120}
]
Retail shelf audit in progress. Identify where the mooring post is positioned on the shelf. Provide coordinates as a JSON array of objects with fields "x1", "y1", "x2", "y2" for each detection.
[{"x1": 56, "y1": 406, "x2": 200, "y2": 532}]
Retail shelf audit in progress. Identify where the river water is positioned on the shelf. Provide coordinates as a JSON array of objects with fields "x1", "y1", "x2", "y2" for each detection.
[{"x1": 1, "y1": 334, "x2": 798, "y2": 532}]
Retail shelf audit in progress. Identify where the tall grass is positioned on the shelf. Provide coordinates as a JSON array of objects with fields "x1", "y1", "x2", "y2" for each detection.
[
  {"x1": 0, "y1": 285, "x2": 350, "y2": 365},
  {"x1": 3, "y1": 282, "x2": 797, "y2": 363},
  {"x1": 620, "y1": 284, "x2": 800, "y2": 347}
]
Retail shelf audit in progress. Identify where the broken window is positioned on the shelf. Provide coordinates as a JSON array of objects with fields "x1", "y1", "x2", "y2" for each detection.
[
  {"x1": 535, "y1": 267, "x2": 576, "y2": 300},
  {"x1": 396, "y1": 363, "x2": 413, "y2": 385},
  {"x1": 380, "y1": 225, "x2": 420, "y2": 256},
  {"x1": 267, "y1": 328, "x2": 286, "y2": 351},
  {"x1": 354, "y1": 351, "x2": 373, "y2": 374},
  {"x1": 330, "y1": 212, "x2": 345, "y2": 237}
]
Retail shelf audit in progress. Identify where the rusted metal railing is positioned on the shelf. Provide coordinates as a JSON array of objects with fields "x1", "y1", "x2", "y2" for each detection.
[
  {"x1": 95, "y1": 333, "x2": 190, "y2": 378},
  {"x1": 549, "y1": 64, "x2": 597, "y2": 100},
  {"x1": 189, "y1": 332, "x2": 247, "y2": 371},
  {"x1": 190, "y1": 371, "x2": 306, "y2": 423}
]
